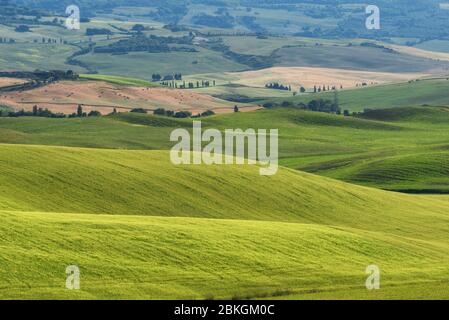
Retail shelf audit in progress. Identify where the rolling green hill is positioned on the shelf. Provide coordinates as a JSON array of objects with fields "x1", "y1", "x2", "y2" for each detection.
[
  {"x1": 1, "y1": 144, "x2": 449, "y2": 299},
  {"x1": 2, "y1": 106, "x2": 449, "y2": 193},
  {"x1": 1, "y1": 144, "x2": 449, "y2": 233},
  {"x1": 2, "y1": 0, "x2": 449, "y2": 301},
  {"x1": 268, "y1": 78, "x2": 449, "y2": 112}
]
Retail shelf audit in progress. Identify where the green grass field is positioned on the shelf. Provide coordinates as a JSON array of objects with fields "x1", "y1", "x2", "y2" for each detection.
[
  {"x1": 2, "y1": 105, "x2": 449, "y2": 194},
  {"x1": 0, "y1": 43, "x2": 85, "y2": 72},
  {"x1": 1, "y1": 145, "x2": 449, "y2": 299},
  {"x1": 270, "y1": 78, "x2": 449, "y2": 112},
  {"x1": 2, "y1": 3, "x2": 449, "y2": 301}
]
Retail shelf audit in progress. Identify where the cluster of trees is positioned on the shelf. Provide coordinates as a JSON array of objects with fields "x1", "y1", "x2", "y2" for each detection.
[
  {"x1": 0, "y1": 38, "x2": 16, "y2": 44},
  {"x1": 0, "y1": 106, "x2": 65, "y2": 118},
  {"x1": 298, "y1": 99, "x2": 340, "y2": 113},
  {"x1": 0, "y1": 105, "x2": 102, "y2": 118},
  {"x1": 192, "y1": 110, "x2": 216, "y2": 118},
  {"x1": 34, "y1": 37, "x2": 66, "y2": 45},
  {"x1": 161, "y1": 80, "x2": 216, "y2": 89},
  {"x1": 163, "y1": 24, "x2": 190, "y2": 33},
  {"x1": 0, "y1": 1, "x2": 50, "y2": 27},
  {"x1": 0, "y1": 70, "x2": 78, "y2": 82},
  {"x1": 0, "y1": 70, "x2": 78, "y2": 93},
  {"x1": 15, "y1": 25, "x2": 30, "y2": 32},
  {"x1": 238, "y1": 16, "x2": 267, "y2": 34},
  {"x1": 355, "y1": 82, "x2": 377, "y2": 87},
  {"x1": 147, "y1": 5, "x2": 188, "y2": 25},
  {"x1": 94, "y1": 34, "x2": 195, "y2": 54},
  {"x1": 68, "y1": 105, "x2": 102, "y2": 118},
  {"x1": 131, "y1": 24, "x2": 146, "y2": 32},
  {"x1": 204, "y1": 40, "x2": 275, "y2": 70},
  {"x1": 263, "y1": 99, "x2": 341, "y2": 114},
  {"x1": 152, "y1": 108, "x2": 193, "y2": 118},
  {"x1": 313, "y1": 85, "x2": 342, "y2": 93},
  {"x1": 153, "y1": 108, "x2": 224, "y2": 118},
  {"x1": 265, "y1": 83, "x2": 292, "y2": 91},
  {"x1": 152, "y1": 73, "x2": 182, "y2": 82},
  {"x1": 192, "y1": 13, "x2": 235, "y2": 29},
  {"x1": 86, "y1": 28, "x2": 113, "y2": 36}
]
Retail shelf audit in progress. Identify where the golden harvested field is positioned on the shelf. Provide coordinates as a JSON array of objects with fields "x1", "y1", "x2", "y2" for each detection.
[
  {"x1": 389, "y1": 44, "x2": 449, "y2": 63},
  {"x1": 1, "y1": 80, "x2": 256, "y2": 115},
  {"x1": 0, "y1": 77, "x2": 27, "y2": 87},
  {"x1": 224, "y1": 67, "x2": 429, "y2": 89}
]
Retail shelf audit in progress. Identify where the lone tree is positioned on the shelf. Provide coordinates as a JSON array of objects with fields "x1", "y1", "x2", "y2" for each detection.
[
  {"x1": 152, "y1": 74, "x2": 162, "y2": 82},
  {"x1": 234, "y1": 105, "x2": 239, "y2": 113},
  {"x1": 15, "y1": 25, "x2": 30, "y2": 33},
  {"x1": 130, "y1": 108, "x2": 147, "y2": 114},
  {"x1": 88, "y1": 110, "x2": 102, "y2": 117},
  {"x1": 132, "y1": 24, "x2": 146, "y2": 32},
  {"x1": 77, "y1": 105, "x2": 83, "y2": 117}
]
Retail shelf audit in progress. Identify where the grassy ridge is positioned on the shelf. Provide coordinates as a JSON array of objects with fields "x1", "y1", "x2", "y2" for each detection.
[
  {"x1": 272, "y1": 78, "x2": 449, "y2": 112},
  {"x1": 2, "y1": 106, "x2": 449, "y2": 193},
  {"x1": 1, "y1": 145, "x2": 449, "y2": 239}
]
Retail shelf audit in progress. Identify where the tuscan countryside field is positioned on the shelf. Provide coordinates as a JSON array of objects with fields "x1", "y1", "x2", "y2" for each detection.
[{"x1": 1, "y1": 0, "x2": 449, "y2": 302}]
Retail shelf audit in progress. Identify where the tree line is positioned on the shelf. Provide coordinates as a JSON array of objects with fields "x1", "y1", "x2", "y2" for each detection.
[
  {"x1": 152, "y1": 73, "x2": 182, "y2": 82},
  {"x1": 0, "y1": 105, "x2": 102, "y2": 118},
  {"x1": 313, "y1": 85, "x2": 343, "y2": 93},
  {"x1": 265, "y1": 82, "x2": 291, "y2": 91},
  {"x1": 263, "y1": 98, "x2": 341, "y2": 114},
  {"x1": 160, "y1": 80, "x2": 216, "y2": 89}
]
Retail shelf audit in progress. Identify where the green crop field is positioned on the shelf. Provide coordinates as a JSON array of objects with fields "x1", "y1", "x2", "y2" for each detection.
[
  {"x1": 1, "y1": 144, "x2": 449, "y2": 299},
  {"x1": 0, "y1": 43, "x2": 84, "y2": 72},
  {"x1": 2, "y1": 0, "x2": 449, "y2": 301},
  {"x1": 3, "y1": 105, "x2": 449, "y2": 194},
  {"x1": 269, "y1": 78, "x2": 449, "y2": 112}
]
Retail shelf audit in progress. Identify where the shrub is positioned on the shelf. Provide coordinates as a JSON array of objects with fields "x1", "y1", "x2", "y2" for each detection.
[
  {"x1": 174, "y1": 111, "x2": 192, "y2": 118},
  {"x1": 154, "y1": 108, "x2": 167, "y2": 115},
  {"x1": 201, "y1": 110, "x2": 215, "y2": 117},
  {"x1": 88, "y1": 110, "x2": 102, "y2": 117},
  {"x1": 130, "y1": 108, "x2": 148, "y2": 114}
]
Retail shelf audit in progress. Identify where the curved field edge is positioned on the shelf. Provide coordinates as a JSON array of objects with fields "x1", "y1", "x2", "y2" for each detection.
[{"x1": 1, "y1": 211, "x2": 449, "y2": 300}]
